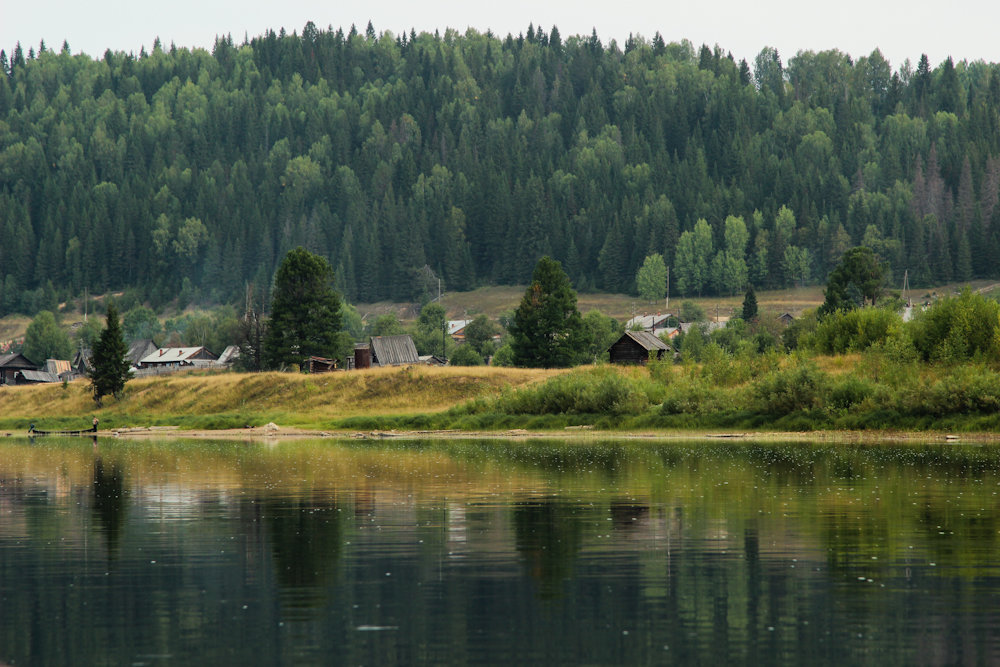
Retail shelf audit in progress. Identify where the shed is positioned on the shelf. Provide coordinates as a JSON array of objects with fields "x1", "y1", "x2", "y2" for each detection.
[
  {"x1": 370, "y1": 335, "x2": 420, "y2": 367},
  {"x1": 778, "y1": 312, "x2": 796, "y2": 326},
  {"x1": 73, "y1": 347, "x2": 93, "y2": 375},
  {"x1": 16, "y1": 369, "x2": 61, "y2": 384},
  {"x1": 307, "y1": 356, "x2": 337, "y2": 373},
  {"x1": 0, "y1": 353, "x2": 38, "y2": 385},
  {"x1": 608, "y1": 331, "x2": 670, "y2": 365},
  {"x1": 353, "y1": 344, "x2": 371, "y2": 370}
]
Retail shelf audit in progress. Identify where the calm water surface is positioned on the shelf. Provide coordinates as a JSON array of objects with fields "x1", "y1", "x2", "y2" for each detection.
[{"x1": 2, "y1": 436, "x2": 999, "y2": 665}]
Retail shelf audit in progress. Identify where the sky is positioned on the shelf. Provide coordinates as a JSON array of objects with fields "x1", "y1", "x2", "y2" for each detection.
[{"x1": 2, "y1": 0, "x2": 998, "y2": 72}]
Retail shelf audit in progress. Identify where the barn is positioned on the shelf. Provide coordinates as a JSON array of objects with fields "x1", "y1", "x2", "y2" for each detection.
[{"x1": 608, "y1": 331, "x2": 670, "y2": 365}]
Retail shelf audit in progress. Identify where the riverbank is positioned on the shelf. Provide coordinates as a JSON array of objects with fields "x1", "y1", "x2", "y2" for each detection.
[{"x1": 6, "y1": 359, "x2": 1000, "y2": 441}]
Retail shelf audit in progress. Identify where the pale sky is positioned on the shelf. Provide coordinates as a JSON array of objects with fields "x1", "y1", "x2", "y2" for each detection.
[{"x1": 2, "y1": 0, "x2": 997, "y2": 72}]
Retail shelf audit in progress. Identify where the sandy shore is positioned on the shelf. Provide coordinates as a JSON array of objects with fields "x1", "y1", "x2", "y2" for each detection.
[{"x1": 99, "y1": 425, "x2": 992, "y2": 444}]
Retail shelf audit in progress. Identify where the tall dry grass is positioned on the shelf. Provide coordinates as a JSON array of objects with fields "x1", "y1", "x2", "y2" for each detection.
[{"x1": 0, "y1": 365, "x2": 561, "y2": 430}]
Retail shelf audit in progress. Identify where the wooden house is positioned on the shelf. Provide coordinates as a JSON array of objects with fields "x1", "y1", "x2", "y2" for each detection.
[
  {"x1": 138, "y1": 346, "x2": 218, "y2": 370},
  {"x1": 127, "y1": 339, "x2": 159, "y2": 366},
  {"x1": 778, "y1": 313, "x2": 795, "y2": 326},
  {"x1": 370, "y1": 335, "x2": 420, "y2": 366},
  {"x1": 608, "y1": 331, "x2": 670, "y2": 365},
  {"x1": 0, "y1": 353, "x2": 38, "y2": 385}
]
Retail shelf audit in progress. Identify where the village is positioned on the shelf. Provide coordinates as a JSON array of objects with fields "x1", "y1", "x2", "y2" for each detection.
[{"x1": 0, "y1": 306, "x2": 800, "y2": 387}]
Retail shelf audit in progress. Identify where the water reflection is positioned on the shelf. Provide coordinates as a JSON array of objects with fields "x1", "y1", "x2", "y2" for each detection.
[
  {"x1": 91, "y1": 440, "x2": 127, "y2": 558},
  {"x1": 1, "y1": 437, "x2": 1000, "y2": 665}
]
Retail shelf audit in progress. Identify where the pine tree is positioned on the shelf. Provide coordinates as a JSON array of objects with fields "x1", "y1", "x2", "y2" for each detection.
[{"x1": 90, "y1": 303, "x2": 132, "y2": 406}]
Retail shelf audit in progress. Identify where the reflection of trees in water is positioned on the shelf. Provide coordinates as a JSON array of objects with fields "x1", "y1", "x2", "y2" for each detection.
[
  {"x1": 92, "y1": 452, "x2": 127, "y2": 557},
  {"x1": 512, "y1": 498, "x2": 584, "y2": 599},
  {"x1": 262, "y1": 492, "x2": 344, "y2": 617}
]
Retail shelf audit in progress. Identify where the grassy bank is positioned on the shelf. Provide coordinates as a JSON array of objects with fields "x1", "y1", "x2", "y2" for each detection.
[
  {"x1": 0, "y1": 366, "x2": 559, "y2": 432},
  {"x1": 6, "y1": 354, "x2": 1000, "y2": 436}
]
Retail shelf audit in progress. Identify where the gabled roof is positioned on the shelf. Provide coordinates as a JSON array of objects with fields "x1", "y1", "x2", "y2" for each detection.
[
  {"x1": 139, "y1": 346, "x2": 217, "y2": 365},
  {"x1": 448, "y1": 319, "x2": 473, "y2": 335},
  {"x1": 44, "y1": 359, "x2": 72, "y2": 375},
  {"x1": 625, "y1": 314, "x2": 672, "y2": 330},
  {"x1": 0, "y1": 353, "x2": 37, "y2": 370},
  {"x1": 370, "y1": 335, "x2": 420, "y2": 366},
  {"x1": 127, "y1": 339, "x2": 159, "y2": 365},
  {"x1": 620, "y1": 330, "x2": 671, "y2": 351},
  {"x1": 217, "y1": 345, "x2": 240, "y2": 364},
  {"x1": 19, "y1": 370, "x2": 60, "y2": 383}
]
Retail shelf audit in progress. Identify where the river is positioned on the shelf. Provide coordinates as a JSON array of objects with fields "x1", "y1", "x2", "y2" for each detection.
[{"x1": 1, "y1": 436, "x2": 998, "y2": 665}]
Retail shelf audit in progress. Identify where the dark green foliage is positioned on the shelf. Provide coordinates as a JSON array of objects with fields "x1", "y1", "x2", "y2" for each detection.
[
  {"x1": 820, "y1": 247, "x2": 886, "y2": 315},
  {"x1": 411, "y1": 303, "x2": 450, "y2": 357},
  {"x1": 449, "y1": 344, "x2": 484, "y2": 366},
  {"x1": 90, "y1": 303, "x2": 132, "y2": 405},
  {"x1": 0, "y1": 29, "x2": 996, "y2": 312},
  {"x1": 263, "y1": 247, "x2": 342, "y2": 370},
  {"x1": 23, "y1": 311, "x2": 72, "y2": 364},
  {"x1": 509, "y1": 257, "x2": 587, "y2": 368},
  {"x1": 741, "y1": 285, "x2": 758, "y2": 321},
  {"x1": 463, "y1": 314, "x2": 502, "y2": 357}
]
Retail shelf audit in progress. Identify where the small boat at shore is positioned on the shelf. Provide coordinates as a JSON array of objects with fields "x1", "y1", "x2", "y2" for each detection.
[{"x1": 28, "y1": 424, "x2": 98, "y2": 436}]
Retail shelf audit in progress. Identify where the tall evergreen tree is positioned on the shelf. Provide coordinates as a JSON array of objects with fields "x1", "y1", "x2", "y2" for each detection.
[
  {"x1": 509, "y1": 256, "x2": 586, "y2": 368},
  {"x1": 90, "y1": 303, "x2": 132, "y2": 406},
  {"x1": 263, "y1": 247, "x2": 343, "y2": 370}
]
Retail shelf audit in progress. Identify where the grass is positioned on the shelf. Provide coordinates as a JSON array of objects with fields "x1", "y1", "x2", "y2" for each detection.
[{"x1": 0, "y1": 365, "x2": 560, "y2": 432}]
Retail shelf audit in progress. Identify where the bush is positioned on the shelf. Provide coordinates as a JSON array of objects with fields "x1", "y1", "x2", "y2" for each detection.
[
  {"x1": 449, "y1": 344, "x2": 484, "y2": 366},
  {"x1": 811, "y1": 307, "x2": 903, "y2": 354},
  {"x1": 909, "y1": 288, "x2": 1000, "y2": 362},
  {"x1": 754, "y1": 359, "x2": 829, "y2": 415}
]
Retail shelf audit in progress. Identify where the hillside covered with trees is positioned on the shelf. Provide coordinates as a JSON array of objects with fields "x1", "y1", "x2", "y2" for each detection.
[{"x1": 2, "y1": 23, "x2": 1000, "y2": 315}]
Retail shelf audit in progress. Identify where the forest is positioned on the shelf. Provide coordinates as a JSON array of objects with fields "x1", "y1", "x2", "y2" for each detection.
[{"x1": 2, "y1": 23, "x2": 1000, "y2": 315}]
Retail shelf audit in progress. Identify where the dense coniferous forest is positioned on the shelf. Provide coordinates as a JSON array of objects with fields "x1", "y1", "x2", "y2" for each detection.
[{"x1": 2, "y1": 23, "x2": 1000, "y2": 315}]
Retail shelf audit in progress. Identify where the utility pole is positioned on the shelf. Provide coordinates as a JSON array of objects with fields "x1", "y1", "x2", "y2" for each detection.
[{"x1": 665, "y1": 266, "x2": 670, "y2": 312}]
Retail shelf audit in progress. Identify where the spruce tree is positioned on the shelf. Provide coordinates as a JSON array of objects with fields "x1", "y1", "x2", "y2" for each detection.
[
  {"x1": 263, "y1": 247, "x2": 342, "y2": 370},
  {"x1": 741, "y1": 285, "x2": 758, "y2": 322},
  {"x1": 90, "y1": 303, "x2": 132, "y2": 406},
  {"x1": 509, "y1": 256, "x2": 586, "y2": 368}
]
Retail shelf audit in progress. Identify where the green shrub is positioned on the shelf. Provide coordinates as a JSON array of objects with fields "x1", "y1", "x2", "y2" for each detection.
[
  {"x1": 449, "y1": 344, "x2": 484, "y2": 366},
  {"x1": 908, "y1": 288, "x2": 1000, "y2": 362},
  {"x1": 754, "y1": 359, "x2": 829, "y2": 415},
  {"x1": 827, "y1": 375, "x2": 875, "y2": 411},
  {"x1": 811, "y1": 307, "x2": 903, "y2": 354}
]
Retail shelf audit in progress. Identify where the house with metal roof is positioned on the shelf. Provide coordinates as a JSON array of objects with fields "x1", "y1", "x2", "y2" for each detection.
[
  {"x1": 138, "y1": 346, "x2": 218, "y2": 370},
  {"x1": 625, "y1": 313, "x2": 674, "y2": 335}
]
